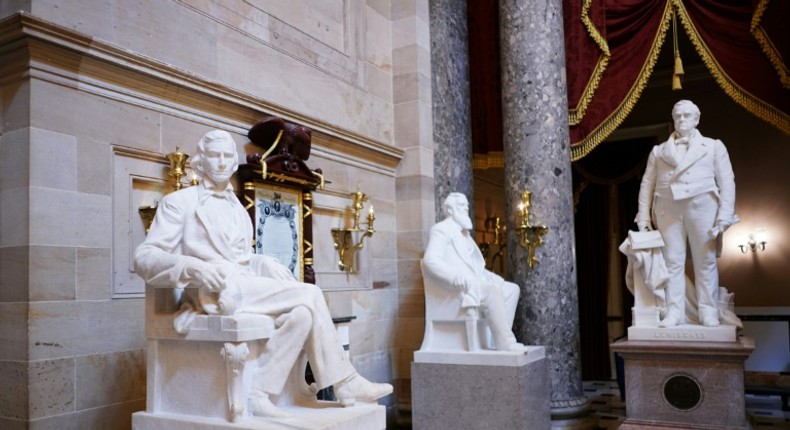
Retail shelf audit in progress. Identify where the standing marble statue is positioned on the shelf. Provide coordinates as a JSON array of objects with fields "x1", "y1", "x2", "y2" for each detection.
[
  {"x1": 134, "y1": 130, "x2": 391, "y2": 418},
  {"x1": 635, "y1": 100, "x2": 737, "y2": 328},
  {"x1": 421, "y1": 192, "x2": 527, "y2": 351}
]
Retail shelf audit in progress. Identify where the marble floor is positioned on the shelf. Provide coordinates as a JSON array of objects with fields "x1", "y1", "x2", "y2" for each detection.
[{"x1": 584, "y1": 380, "x2": 790, "y2": 430}]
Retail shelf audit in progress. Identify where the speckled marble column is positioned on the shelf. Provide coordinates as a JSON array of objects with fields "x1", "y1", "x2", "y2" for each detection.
[
  {"x1": 429, "y1": 0, "x2": 473, "y2": 220},
  {"x1": 499, "y1": 0, "x2": 592, "y2": 427}
]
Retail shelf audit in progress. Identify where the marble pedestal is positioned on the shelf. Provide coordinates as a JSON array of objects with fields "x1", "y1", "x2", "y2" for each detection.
[
  {"x1": 132, "y1": 404, "x2": 385, "y2": 430},
  {"x1": 611, "y1": 337, "x2": 754, "y2": 430},
  {"x1": 411, "y1": 347, "x2": 550, "y2": 430}
]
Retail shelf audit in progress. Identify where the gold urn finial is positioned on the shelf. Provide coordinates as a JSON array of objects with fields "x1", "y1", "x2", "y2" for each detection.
[{"x1": 166, "y1": 146, "x2": 189, "y2": 190}]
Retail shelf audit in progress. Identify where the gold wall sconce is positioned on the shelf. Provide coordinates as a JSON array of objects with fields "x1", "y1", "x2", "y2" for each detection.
[
  {"x1": 514, "y1": 189, "x2": 548, "y2": 268},
  {"x1": 487, "y1": 216, "x2": 504, "y2": 246},
  {"x1": 139, "y1": 146, "x2": 199, "y2": 234},
  {"x1": 331, "y1": 190, "x2": 376, "y2": 273},
  {"x1": 738, "y1": 228, "x2": 767, "y2": 253},
  {"x1": 478, "y1": 216, "x2": 506, "y2": 271}
]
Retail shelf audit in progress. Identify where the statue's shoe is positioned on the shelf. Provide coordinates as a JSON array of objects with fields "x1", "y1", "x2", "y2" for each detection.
[
  {"x1": 250, "y1": 391, "x2": 291, "y2": 418},
  {"x1": 701, "y1": 317, "x2": 720, "y2": 327},
  {"x1": 503, "y1": 342, "x2": 529, "y2": 352},
  {"x1": 658, "y1": 315, "x2": 681, "y2": 328},
  {"x1": 334, "y1": 375, "x2": 393, "y2": 407}
]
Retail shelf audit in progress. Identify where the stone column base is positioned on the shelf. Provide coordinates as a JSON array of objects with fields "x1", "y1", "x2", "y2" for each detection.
[
  {"x1": 411, "y1": 347, "x2": 550, "y2": 430},
  {"x1": 611, "y1": 337, "x2": 754, "y2": 430},
  {"x1": 132, "y1": 403, "x2": 385, "y2": 430}
]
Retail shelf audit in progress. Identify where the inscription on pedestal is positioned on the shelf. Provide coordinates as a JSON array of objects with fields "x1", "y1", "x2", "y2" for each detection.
[
  {"x1": 653, "y1": 331, "x2": 705, "y2": 340},
  {"x1": 662, "y1": 374, "x2": 702, "y2": 411},
  {"x1": 628, "y1": 324, "x2": 737, "y2": 342}
]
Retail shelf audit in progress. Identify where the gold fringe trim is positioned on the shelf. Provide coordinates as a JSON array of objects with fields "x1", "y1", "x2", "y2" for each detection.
[
  {"x1": 671, "y1": 7, "x2": 685, "y2": 90},
  {"x1": 570, "y1": 0, "x2": 674, "y2": 161},
  {"x1": 675, "y1": 0, "x2": 790, "y2": 135},
  {"x1": 473, "y1": 152, "x2": 504, "y2": 170},
  {"x1": 750, "y1": 0, "x2": 790, "y2": 88},
  {"x1": 569, "y1": 0, "x2": 611, "y2": 126}
]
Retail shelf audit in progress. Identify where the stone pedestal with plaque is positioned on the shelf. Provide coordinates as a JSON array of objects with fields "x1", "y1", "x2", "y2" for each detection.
[
  {"x1": 411, "y1": 347, "x2": 550, "y2": 430},
  {"x1": 611, "y1": 337, "x2": 754, "y2": 430}
]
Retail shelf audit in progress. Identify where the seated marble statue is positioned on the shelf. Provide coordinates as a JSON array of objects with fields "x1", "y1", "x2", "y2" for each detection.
[
  {"x1": 420, "y1": 192, "x2": 527, "y2": 352},
  {"x1": 134, "y1": 130, "x2": 392, "y2": 418}
]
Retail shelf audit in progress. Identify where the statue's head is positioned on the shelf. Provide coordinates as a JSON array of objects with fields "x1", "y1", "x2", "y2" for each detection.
[
  {"x1": 192, "y1": 130, "x2": 239, "y2": 185},
  {"x1": 671, "y1": 100, "x2": 700, "y2": 137},
  {"x1": 442, "y1": 192, "x2": 473, "y2": 231}
]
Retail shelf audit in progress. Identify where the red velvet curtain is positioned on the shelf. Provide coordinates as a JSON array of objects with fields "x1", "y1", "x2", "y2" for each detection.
[
  {"x1": 468, "y1": 1, "x2": 789, "y2": 164},
  {"x1": 676, "y1": 0, "x2": 790, "y2": 136},
  {"x1": 564, "y1": 0, "x2": 790, "y2": 161},
  {"x1": 573, "y1": 137, "x2": 653, "y2": 379},
  {"x1": 566, "y1": 0, "x2": 672, "y2": 160},
  {"x1": 751, "y1": 0, "x2": 789, "y2": 88},
  {"x1": 468, "y1": 0, "x2": 503, "y2": 169}
]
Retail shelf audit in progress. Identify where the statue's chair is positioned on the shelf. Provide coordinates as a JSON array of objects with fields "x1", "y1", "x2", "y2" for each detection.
[
  {"x1": 419, "y1": 261, "x2": 493, "y2": 352},
  {"x1": 143, "y1": 286, "x2": 317, "y2": 423}
]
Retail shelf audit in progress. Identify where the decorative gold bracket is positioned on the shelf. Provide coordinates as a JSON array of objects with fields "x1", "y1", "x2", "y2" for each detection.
[
  {"x1": 138, "y1": 204, "x2": 158, "y2": 234},
  {"x1": 514, "y1": 189, "x2": 549, "y2": 268},
  {"x1": 330, "y1": 190, "x2": 375, "y2": 274}
]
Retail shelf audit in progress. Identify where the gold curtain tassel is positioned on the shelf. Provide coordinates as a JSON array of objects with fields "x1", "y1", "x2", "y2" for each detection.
[
  {"x1": 671, "y1": 5, "x2": 683, "y2": 91},
  {"x1": 674, "y1": 53, "x2": 685, "y2": 76},
  {"x1": 672, "y1": 53, "x2": 684, "y2": 90},
  {"x1": 672, "y1": 74, "x2": 682, "y2": 90}
]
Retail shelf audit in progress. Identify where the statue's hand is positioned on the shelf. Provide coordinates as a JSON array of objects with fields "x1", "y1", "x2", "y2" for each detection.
[
  {"x1": 185, "y1": 261, "x2": 229, "y2": 292},
  {"x1": 451, "y1": 275, "x2": 469, "y2": 293},
  {"x1": 261, "y1": 256, "x2": 295, "y2": 281},
  {"x1": 708, "y1": 220, "x2": 732, "y2": 239},
  {"x1": 637, "y1": 221, "x2": 652, "y2": 232}
]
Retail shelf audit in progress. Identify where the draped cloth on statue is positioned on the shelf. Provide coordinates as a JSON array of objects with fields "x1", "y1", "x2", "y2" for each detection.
[{"x1": 563, "y1": 0, "x2": 790, "y2": 161}]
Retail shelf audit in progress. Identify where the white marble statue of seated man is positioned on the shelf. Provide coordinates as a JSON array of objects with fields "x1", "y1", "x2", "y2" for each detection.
[
  {"x1": 134, "y1": 130, "x2": 392, "y2": 418},
  {"x1": 421, "y1": 192, "x2": 527, "y2": 351}
]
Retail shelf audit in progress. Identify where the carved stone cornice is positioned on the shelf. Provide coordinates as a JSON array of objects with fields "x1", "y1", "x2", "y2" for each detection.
[{"x1": 0, "y1": 12, "x2": 403, "y2": 173}]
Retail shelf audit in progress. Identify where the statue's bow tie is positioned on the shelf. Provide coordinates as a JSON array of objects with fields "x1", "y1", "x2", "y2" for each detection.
[
  {"x1": 200, "y1": 189, "x2": 234, "y2": 203},
  {"x1": 675, "y1": 137, "x2": 689, "y2": 145}
]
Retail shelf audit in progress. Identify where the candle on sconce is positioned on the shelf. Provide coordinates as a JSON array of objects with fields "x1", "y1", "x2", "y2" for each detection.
[
  {"x1": 517, "y1": 202, "x2": 526, "y2": 225},
  {"x1": 367, "y1": 205, "x2": 375, "y2": 229},
  {"x1": 189, "y1": 171, "x2": 199, "y2": 186}
]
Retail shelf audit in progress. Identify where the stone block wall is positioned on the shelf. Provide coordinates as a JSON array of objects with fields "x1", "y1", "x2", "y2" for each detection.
[{"x1": 0, "y1": 0, "x2": 434, "y2": 428}]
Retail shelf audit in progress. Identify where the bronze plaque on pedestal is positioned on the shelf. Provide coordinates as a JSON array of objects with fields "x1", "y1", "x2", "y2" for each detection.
[{"x1": 662, "y1": 374, "x2": 702, "y2": 411}]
